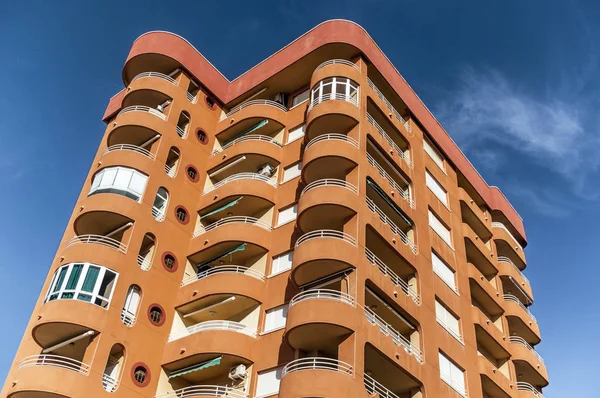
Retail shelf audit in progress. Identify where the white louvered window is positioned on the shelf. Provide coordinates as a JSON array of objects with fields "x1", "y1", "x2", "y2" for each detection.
[
  {"x1": 89, "y1": 166, "x2": 148, "y2": 202},
  {"x1": 255, "y1": 367, "x2": 284, "y2": 397},
  {"x1": 426, "y1": 171, "x2": 448, "y2": 206},
  {"x1": 281, "y1": 162, "x2": 302, "y2": 183},
  {"x1": 435, "y1": 300, "x2": 461, "y2": 341},
  {"x1": 263, "y1": 304, "x2": 288, "y2": 333},
  {"x1": 287, "y1": 124, "x2": 305, "y2": 144},
  {"x1": 423, "y1": 137, "x2": 445, "y2": 172},
  {"x1": 432, "y1": 252, "x2": 457, "y2": 292},
  {"x1": 271, "y1": 252, "x2": 293, "y2": 275},
  {"x1": 429, "y1": 210, "x2": 452, "y2": 247},
  {"x1": 439, "y1": 352, "x2": 466, "y2": 397},
  {"x1": 276, "y1": 204, "x2": 298, "y2": 227}
]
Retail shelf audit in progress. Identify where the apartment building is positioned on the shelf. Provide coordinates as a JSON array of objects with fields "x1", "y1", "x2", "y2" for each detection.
[{"x1": 1, "y1": 20, "x2": 548, "y2": 398}]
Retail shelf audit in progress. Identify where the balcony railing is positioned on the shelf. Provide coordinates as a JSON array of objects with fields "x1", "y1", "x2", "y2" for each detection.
[
  {"x1": 315, "y1": 59, "x2": 360, "y2": 71},
  {"x1": 155, "y1": 385, "x2": 248, "y2": 398},
  {"x1": 308, "y1": 92, "x2": 358, "y2": 110},
  {"x1": 436, "y1": 314, "x2": 464, "y2": 344},
  {"x1": 65, "y1": 234, "x2": 127, "y2": 253},
  {"x1": 103, "y1": 144, "x2": 155, "y2": 160},
  {"x1": 168, "y1": 320, "x2": 257, "y2": 342},
  {"x1": 365, "y1": 248, "x2": 419, "y2": 304},
  {"x1": 186, "y1": 92, "x2": 197, "y2": 103},
  {"x1": 176, "y1": 126, "x2": 188, "y2": 139},
  {"x1": 492, "y1": 222, "x2": 523, "y2": 250},
  {"x1": 498, "y1": 256, "x2": 530, "y2": 285},
  {"x1": 121, "y1": 308, "x2": 136, "y2": 327},
  {"x1": 181, "y1": 265, "x2": 265, "y2": 287},
  {"x1": 366, "y1": 197, "x2": 417, "y2": 254},
  {"x1": 290, "y1": 289, "x2": 355, "y2": 307},
  {"x1": 305, "y1": 133, "x2": 359, "y2": 150},
  {"x1": 282, "y1": 357, "x2": 353, "y2": 377},
  {"x1": 516, "y1": 382, "x2": 544, "y2": 398},
  {"x1": 223, "y1": 100, "x2": 287, "y2": 119},
  {"x1": 366, "y1": 152, "x2": 413, "y2": 207},
  {"x1": 366, "y1": 113, "x2": 412, "y2": 168},
  {"x1": 19, "y1": 354, "x2": 90, "y2": 374},
  {"x1": 212, "y1": 135, "x2": 282, "y2": 156},
  {"x1": 301, "y1": 178, "x2": 358, "y2": 196},
  {"x1": 203, "y1": 172, "x2": 278, "y2": 194},
  {"x1": 510, "y1": 336, "x2": 544, "y2": 363},
  {"x1": 367, "y1": 78, "x2": 411, "y2": 132},
  {"x1": 295, "y1": 229, "x2": 357, "y2": 247},
  {"x1": 117, "y1": 105, "x2": 167, "y2": 121},
  {"x1": 193, "y1": 216, "x2": 272, "y2": 237},
  {"x1": 363, "y1": 306, "x2": 423, "y2": 363},
  {"x1": 164, "y1": 164, "x2": 177, "y2": 178},
  {"x1": 131, "y1": 72, "x2": 178, "y2": 86},
  {"x1": 364, "y1": 374, "x2": 400, "y2": 398},
  {"x1": 152, "y1": 206, "x2": 166, "y2": 222},
  {"x1": 137, "y1": 254, "x2": 152, "y2": 271},
  {"x1": 504, "y1": 294, "x2": 537, "y2": 323},
  {"x1": 102, "y1": 373, "x2": 119, "y2": 392}
]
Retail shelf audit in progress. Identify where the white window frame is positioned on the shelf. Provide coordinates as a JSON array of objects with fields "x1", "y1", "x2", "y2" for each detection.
[
  {"x1": 281, "y1": 162, "x2": 302, "y2": 183},
  {"x1": 435, "y1": 300, "x2": 462, "y2": 343},
  {"x1": 276, "y1": 204, "x2": 298, "y2": 227},
  {"x1": 429, "y1": 210, "x2": 453, "y2": 248},
  {"x1": 270, "y1": 251, "x2": 293, "y2": 276},
  {"x1": 89, "y1": 166, "x2": 148, "y2": 202},
  {"x1": 287, "y1": 124, "x2": 305, "y2": 144},
  {"x1": 432, "y1": 252, "x2": 458, "y2": 293},
  {"x1": 426, "y1": 170, "x2": 448, "y2": 207},
  {"x1": 121, "y1": 285, "x2": 141, "y2": 327},
  {"x1": 255, "y1": 366, "x2": 284, "y2": 398},
  {"x1": 262, "y1": 304, "x2": 289, "y2": 333},
  {"x1": 291, "y1": 88, "x2": 310, "y2": 108},
  {"x1": 439, "y1": 352, "x2": 467, "y2": 397},
  {"x1": 311, "y1": 77, "x2": 359, "y2": 106},
  {"x1": 423, "y1": 137, "x2": 446, "y2": 173}
]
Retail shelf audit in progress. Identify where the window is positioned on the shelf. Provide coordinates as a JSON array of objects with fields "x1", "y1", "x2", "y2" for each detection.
[
  {"x1": 291, "y1": 88, "x2": 310, "y2": 107},
  {"x1": 429, "y1": 210, "x2": 452, "y2": 247},
  {"x1": 311, "y1": 77, "x2": 358, "y2": 106},
  {"x1": 287, "y1": 124, "x2": 305, "y2": 144},
  {"x1": 148, "y1": 305, "x2": 164, "y2": 325},
  {"x1": 439, "y1": 352, "x2": 466, "y2": 397},
  {"x1": 132, "y1": 364, "x2": 150, "y2": 387},
  {"x1": 281, "y1": 162, "x2": 301, "y2": 183},
  {"x1": 44, "y1": 262, "x2": 118, "y2": 308},
  {"x1": 423, "y1": 137, "x2": 445, "y2": 172},
  {"x1": 186, "y1": 166, "x2": 198, "y2": 182},
  {"x1": 432, "y1": 252, "x2": 457, "y2": 292},
  {"x1": 196, "y1": 129, "x2": 208, "y2": 144},
  {"x1": 435, "y1": 300, "x2": 461, "y2": 341},
  {"x1": 121, "y1": 285, "x2": 141, "y2": 327},
  {"x1": 271, "y1": 251, "x2": 293, "y2": 275},
  {"x1": 162, "y1": 253, "x2": 177, "y2": 271},
  {"x1": 276, "y1": 204, "x2": 298, "y2": 227},
  {"x1": 255, "y1": 367, "x2": 284, "y2": 397},
  {"x1": 89, "y1": 166, "x2": 148, "y2": 202},
  {"x1": 152, "y1": 187, "x2": 169, "y2": 221},
  {"x1": 263, "y1": 304, "x2": 288, "y2": 333},
  {"x1": 426, "y1": 171, "x2": 448, "y2": 206},
  {"x1": 175, "y1": 206, "x2": 189, "y2": 224}
]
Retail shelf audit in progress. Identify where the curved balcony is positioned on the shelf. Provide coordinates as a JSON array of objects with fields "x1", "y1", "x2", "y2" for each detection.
[
  {"x1": 20, "y1": 354, "x2": 89, "y2": 374},
  {"x1": 302, "y1": 134, "x2": 359, "y2": 184},
  {"x1": 131, "y1": 71, "x2": 178, "y2": 86},
  {"x1": 366, "y1": 114, "x2": 412, "y2": 169},
  {"x1": 365, "y1": 197, "x2": 417, "y2": 255},
  {"x1": 123, "y1": 73, "x2": 176, "y2": 109},
  {"x1": 194, "y1": 216, "x2": 271, "y2": 237},
  {"x1": 223, "y1": 100, "x2": 287, "y2": 120},
  {"x1": 169, "y1": 320, "x2": 257, "y2": 342},
  {"x1": 367, "y1": 77, "x2": 411, "y2": 132},
  {"x1": 291, "y1": 230, "x2": 358, "y2": 286},
  {"x1": 279, "y1": 358, "x2": 355, "y2": 398},
  {"x1": 504, "y1": 294, "x2": 541, "y2": 344},
  {"x1": 493, "y1": 222, "x2": 527, "y2": 267},
  {"x1": 297, "y1": 179, "x2": 359, "y2": 232},
  {"x1": 203, "y1": 173, "x2": 277, "y2": 195},
  {"x1": 210, "y1": 135, "x2": 282, "y2": 169},
  {"x1": 498, "y1": 256, "x2": 533, "y2": 300},
  {"x1": 117, "y1": 105, "x2": 167, "y2": 121},
  {"x1": 510, "y1": 337, "x2": 548, "y2": 387},
  {"x1": 156, "y1": 385, "x2": 248, "y2": 398},
  {"x1": 103, "y1": 144, "x2": 155, "y2": 160},
  {"x1": 516, "y1": 382, "x2": 544, "y2": 398},
  {"x1": 65, "y1": 234, "x2": 127, "y2": 253}
]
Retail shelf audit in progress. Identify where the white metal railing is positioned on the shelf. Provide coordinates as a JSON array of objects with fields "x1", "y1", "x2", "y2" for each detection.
[
  {"x1": 186, "y1": 92, "x2": 197, "y2": 103},
  {"x1": 301, "y1": 178, "x2": 358, "y2": 196},
  {"x1": 121, "y1": 308, "x2": 136, "y2": 327},
  {"x1": 366, "y1": 197, "x2": 417, "y2": 254},
  {"x1": 203, "y1": 173, "x2": 278, "y2": 194},
  {"x1": 308, "y1": 92, "x2": 359, "y2": 110},
  {"x1": 155, "y1": 385, "x2": 248, "y2": 398},
  {"x1": 169, "y1": 320, "x2": 257, "y2": 342},
  {"x1": 282, "y1": 357, "x2": 353, "y2": 377},
  {"x1": 365, "y1": 248, "x2": 419, "y2": 304},
  {"x1": 504, "y1": 294, "x2": 537, "y2": 322},
  {"x1": 131, "y1": 72, "x2": 178, "y2": 86},
  {"x1": 176, "y1": 126, "x2": 188, "y2": 139},
  {"x1": 364, "y1": 374, "x2": 400, "y2": 398},
  {"x1": 103, "y1": 144, "x2": 155, "y2": 160},
  {"x1": 117, "y1": 105, "x2": 167, "y2": 121},
  {"x1": 366, "y1": 113, "x2": 412, "y2": 168},
  {"x1": 516, "y1": 382, "x2": 544, "y2": 398},
  {"x1": 367, "y1": 78, "x2": 411, "y2": 132},
  {"x1": 181, "y1": 265, "x2": 265, "y2": 287},
  {"x1": 366, "y1": 152, "x2": 413, "y2": 207},
  {"x1": 224, "y1": 100, "x2": 287, "y2": 119},
  {"x1": 305, "y1": 133, "x2": 359, "y2": 150},
  {"x1": 165, "y1": 164, "x2": 177, "y2": 178},
  {"x1": 137, "y1": 254, "x2": 152, "y2": 271},
  {"x1": 510, "y1": 336, "x2": 544, "y2": 364},
  {"x1": 497, "y1": 256, "x2": 530, "y2": 285},
  {"x1": 315, "y1": 59, "x2": 360, "y2": 71},
  {"x1": 193, "y1": 216, "x2": 272, "y2": 237},
  {"x1": 290, "y1": 289, "x2": 355, "y2": 307},
  {"x1": 65, "y1": 234, "x2": 127, "y2": 253},
  {"x1": 102, "y1": 373, "x2": 119, "y2": 392},
  {"x1": 19, "y1": 354, "x2": 90, "y2": 374},
  {"x1": 363, "y1": 306, "x2": 423, "y2": 363},
  {"x1": 295, "y1": 229, "x2": 357, "y2": 247},
  {"x1": 492, "y1": 222, "x2": 523, "y2": 250},
  {"x1": 212, "y1": 135, "x2": 282, "y2": 156},
  {"x1": 441, "y1": 371, "x2": 467, "y2": 397},
  {"x1": 152, "y1": 206, "x2": 166, "y2": 222}
]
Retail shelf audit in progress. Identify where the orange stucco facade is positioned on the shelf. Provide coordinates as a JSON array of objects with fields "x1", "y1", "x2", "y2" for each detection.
[{"x1": 2, "y1": 20, "x2": 547, "y2": 398}]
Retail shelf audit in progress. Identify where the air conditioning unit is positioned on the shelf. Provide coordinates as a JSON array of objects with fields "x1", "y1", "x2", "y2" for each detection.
[
  {"x1": 229, "y1": 364, "x2": 247, "y2": 380},
  {"x1": 257, "y1": 163, "x2": 275, "y2": 177}
]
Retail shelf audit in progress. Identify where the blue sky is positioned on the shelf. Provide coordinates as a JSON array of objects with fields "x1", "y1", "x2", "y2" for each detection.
[{"x1": 1, "y1": 1, "x2": 597, "y2": 396}]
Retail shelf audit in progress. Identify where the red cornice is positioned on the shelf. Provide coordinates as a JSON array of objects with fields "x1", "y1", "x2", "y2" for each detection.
[{"x1": 103, "y1": 20, "x2": 527, "y2": 243}]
